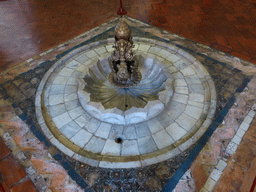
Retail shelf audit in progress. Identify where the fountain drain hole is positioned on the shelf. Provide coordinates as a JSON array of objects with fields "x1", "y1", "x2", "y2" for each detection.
[{"x1": 115, "y1": 137, "x2": 123, "y2": 144}]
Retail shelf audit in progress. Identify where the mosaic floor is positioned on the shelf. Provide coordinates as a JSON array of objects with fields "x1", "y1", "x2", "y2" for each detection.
[{"x1": 1, "y1": 16, "x2": 256, "y2": 192}]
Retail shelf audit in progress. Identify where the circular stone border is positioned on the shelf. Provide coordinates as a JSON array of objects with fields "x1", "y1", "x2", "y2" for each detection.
[{"x1": 35, "y1": 37, "x2": 217, "y2": 168}]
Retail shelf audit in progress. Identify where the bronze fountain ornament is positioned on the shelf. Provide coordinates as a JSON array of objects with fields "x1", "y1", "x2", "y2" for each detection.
[
  {"x1": 81, "y1": 17, "x2": 168, "y2": 111},
  {"x1": 109, "y1": 19, "x2": 141, "y2": 87}
]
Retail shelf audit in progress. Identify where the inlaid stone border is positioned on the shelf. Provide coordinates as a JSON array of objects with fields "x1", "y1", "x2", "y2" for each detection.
[{"x1": 36, "y1": 37, "x2": 217, "y2": 168}]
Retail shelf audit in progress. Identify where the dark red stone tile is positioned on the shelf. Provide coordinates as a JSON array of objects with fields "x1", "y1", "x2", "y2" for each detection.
[
  {"x1": 0, "y1": 138, "x2": 11, "y2": 161},
  {"x1": 230, "y1": 51, "x2": 253, "y2": 61},
  {"x1": 191, "y1": 156, "x2": 208, "y2": 191},
  {"x1": 0, "y1": 155, "x2": 26, "y2": 187},
  {"x1": 11, "y1": 179, "x2": 37, "y2": 192},
  {"x1": 0, "y1": 183, "x2": 5, "y2": 192},
  {"x1": 1, "y1": 180, "x2": 10, "y2": 192},
  {"x1": 211, "y1": 43, "x2": 233, "y2": 53}
]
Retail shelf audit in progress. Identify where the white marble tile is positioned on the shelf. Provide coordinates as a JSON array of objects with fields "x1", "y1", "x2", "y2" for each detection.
[
  {"x1": 180, "y1": 67, "x2": 196, "y2": 76},
  {"x1": 184, "y1": 105, "x2": 203, "y2": 119},
  {"x1": 108, "y1": 125, "x2": 124, "y2": 140},
  {"x1": 84, "y1": 50, "x2": 99, "y2": 58},
  {"x1": 53, "y1": 76, "x2": 69, "y2": 85},
  {"x1": 176, "y1": 113, "x2": 197, "y2": 131},
  {"x1": 59, "y1": 68, "x2": 74, "y2": 77},
  {"x1": 173, "y1": 60, "x2": 188, "y2": 70},
  {"x1": 147, "y1": 118, "x2": 164, "y2": 134},
  {"x1": 189, "y1": 93, "x2": 204, "y2": 103},
  {"x1": 121, "y1": 140, "x2": 140, "y2": 156},
  {"x1": 65, "y1": 85, "x2": 77, "y2": 93},
  {"x1": 168, "y1": 66, "x2": 178, "y2": 73},
  {"x1": 172, "y1": 93, "x2": 188, "y2": 104},
  {"x1": 123, "y1": 125, "x2": 137, "y2": 139},
  {"x1": 84, "y1": 136, "x2": 106, "y2": 153},
  {"x1": 236, "y1": 127, "x2": 245, "y2": 138},
  {"x1": 231, "y1": 135, "x2": 242, "y2": 145},
  {"x1": 65, "y1": 59, "x2": 81, "y2": 69},
  {"x1": 187, "y1": 100, "x2": 204, "y2": 109},
  {"x1": 72, "y1": 154, "x2": 99, "y2": 167},
  {"x1": 174, "y1": 79, "x2": 187, "y2": 87},
  {"x1": 204, "y1": 177, "x2": 216, "y2": 191},
  {"x1": 148, "y1": 46, "x2": 162, "y2": 55},
  {"x1": 60, "y1": 121, "x2": 81, "y2": 139},
  {"x1": 156, "y1": 56, "x2": 164, "y2": 62},
  {"x1": 175, "y1": 87, "x2": 189, "y2": 94},
  {"x1": 171, "y1": 72, "x2": 184, "y2": 79},
  {"x1": 84, "y1": 118, "x2": 101, "y2": 133},
  {"x1": 64, "y1": 92, "x2": 78, "y2": 102},
  {"x1": 66, "y1": 78, "x2": 78, "y2": 85},
  {"x1": 185, "y1": 75, "x2": 201, "y2": 84},
  {"x1": 94, "y1": 47, "x2": 107, "y2": 55},
  {"x1": 135, "y1": 122, "x2": 151, "y2": 138},
  {"x1": 50, "y1": 85, "x2": 65, "y2": 95},
  {"x1": 138, "y1": 44, "x2": 151, "y2": 52},
  {"x1": 226, "y1": 141, "x2": 238, "y2": 154},
  {"x1": 166, "y1": 54, "x2": 180, "y2": 63},
  {"x1": 244, "y1": 115, "x2": 253, "y2": 124},
  {"x1": 146, "y1": 53, "x2": 156, "y2": 59},
  {"x1": 137, "y1": 136, "x2": 157, "y2": 154},
  {"x1": 210, "y1": 168, "x2": 222, "y2": 182},
  {"x1": 216, "y1": 159, "x2": 227, "y2": 172},
  {"x1": 101, "y1": 139, "x2": 121, "y2": 156},
  {"x1": 157, "y1": 49, "x2": 172, "y2": 58},
  {"x1": 94, "y1": 122, "x2": 112, "y2": 139},
  {"x1": 166, "y1": 101, "x2": 186, "y2": 119},
  {"x1": 166, "y1": 122, "x2": 187, "y2": 141},
  {"x1": 65, "y1": 99, "x2": 80, "y2": 111},
  {"x1": 248, "y1": 110, "x2": 256, "y2": 118},
  {"x1": 73, "y1": 53, "x2": 90, "y2": 63},
  {"x1": 52, "y1": 112, "x2": 72, "y2": 128},
  {"x1": 240, "y1": 121, "x2": 250, "y2": 131},
  {"x1": 68, "y1": 107, "x2": 85, "y2": 119},
  {"x1": 49, "y1": 104, "x2": 66, "y2": 118},
  {"x1": 76, "y1": 65, "x2": 87, "y2": 73},
  {"x1": 99, "y1": 161, "x2": 141, "y2": 169},
  {"x1": 70, "y1": 129, "x2": 92, "y2": 148},
  {"x1": 49, "y1": 94, "x2": 64, "y2": 106},
  {"x1": 74, "y1": 113, "x2": 91, "y2": 127},
  {"x1": 152, "y1": 130, "x2": 175, "y2": 149}
]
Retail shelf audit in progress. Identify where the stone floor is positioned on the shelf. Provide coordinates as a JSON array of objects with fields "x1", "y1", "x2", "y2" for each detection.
[
  {"x1": 0, "y1": 15, "x2": 256, "y2": 192},
  {"x1": 1, "y1": 0, "x2": 256, "y2": 72}
]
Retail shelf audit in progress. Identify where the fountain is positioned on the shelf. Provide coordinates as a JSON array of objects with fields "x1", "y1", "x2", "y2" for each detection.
[
  {"x1": 78, "y1": 18, "x2": 170, "y2": 124},
  {"x1": 36, "y1": 8, "x2": 217, "y2": 168}
]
